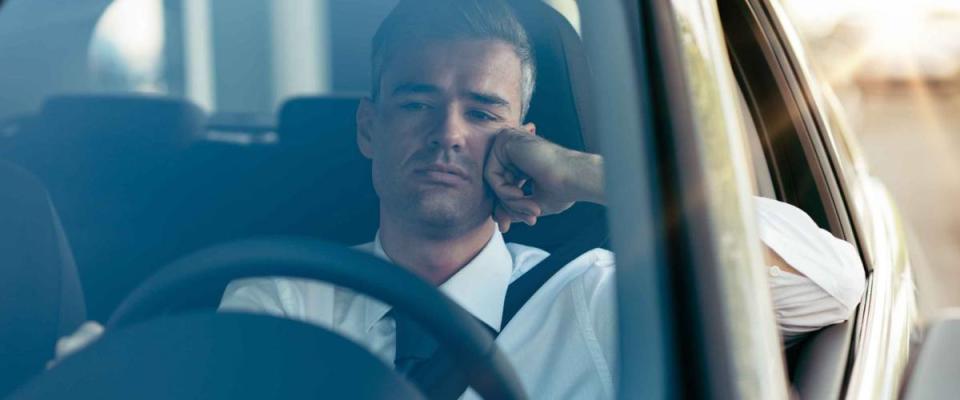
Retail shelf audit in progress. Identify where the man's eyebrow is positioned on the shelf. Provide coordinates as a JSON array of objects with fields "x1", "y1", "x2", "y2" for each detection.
[
  {"x1": 391, "y1": 83, "x2": 440, "y2": 96},
  {"x1": 467, "y1": 91, "x2": 510, "y2": 109}
]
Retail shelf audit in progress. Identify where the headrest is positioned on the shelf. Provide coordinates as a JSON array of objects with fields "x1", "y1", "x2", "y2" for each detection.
[
  {"x1": 277, "y1": 96, "x2": 361, "y2": 155},
  {"x1": 510, "y1": 0, "x2": 595, "y2": 152},
  {"x1": 36, "y1": 94, "x2": 205, "y2": 147},
  {"x1": 274, "y1": 97, "x2": 376, "y2": 246}
]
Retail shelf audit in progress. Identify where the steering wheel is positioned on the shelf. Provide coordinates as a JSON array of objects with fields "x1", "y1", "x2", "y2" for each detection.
[{"x1": 97, "y1": 238, "x2": 527, "y2": 399}]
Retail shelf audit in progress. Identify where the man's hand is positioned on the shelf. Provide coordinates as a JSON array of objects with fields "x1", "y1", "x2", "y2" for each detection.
[
  {"x1": 485, "y1": 129, "x2": 604, "y2": 233},
  {"x1": 46, "y1": 321, "x2": 104, "y2": 369}
]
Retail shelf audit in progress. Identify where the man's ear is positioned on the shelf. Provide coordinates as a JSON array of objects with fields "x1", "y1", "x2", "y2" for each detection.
[
  {"x1": 521, "y1": 122, "x2": 536, "y2": 136},
  {"x1": 356, "y1": 97, "x2": 376, "y2": 159}
]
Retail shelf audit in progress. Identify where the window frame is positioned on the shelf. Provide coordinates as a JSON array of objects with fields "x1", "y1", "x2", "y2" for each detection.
[
  {"x1": 719, "y1": 0, "x2": 858, "y2": 246},
  {"x1": 636, "y1": 0, "x2": 791, "y2": 398},
  {"x1": 579, "y1": 1, "x2": 680, "y2": 398}
]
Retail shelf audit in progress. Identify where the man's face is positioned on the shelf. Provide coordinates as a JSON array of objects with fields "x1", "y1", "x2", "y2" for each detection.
[{"x1": 357, "y1": 39, "x2": 528, "y2": 236}]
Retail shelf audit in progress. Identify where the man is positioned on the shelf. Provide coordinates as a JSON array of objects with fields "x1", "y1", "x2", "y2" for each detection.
[
  {"x1": 218, "y1": 0, "x2": 865, "y2": 399},
  {"x1": 57, "y1": 0, "x2": 865, "y2": 398}
]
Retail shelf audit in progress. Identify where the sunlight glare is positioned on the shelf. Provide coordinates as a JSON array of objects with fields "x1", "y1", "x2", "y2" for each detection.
[
  {"x1": 861, "y1": 0, "x2": 925, "y2": 60},
  {"x1": 89, "y1": 0, "x2": 166, "y2": 92}
]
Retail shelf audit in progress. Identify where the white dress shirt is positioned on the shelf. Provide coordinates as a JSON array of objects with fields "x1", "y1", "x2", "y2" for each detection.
[
  {"x1": 219, "y1": 197, "x2": 864, "y2": 399},
  {"x1": 754, "y1": 197, "x2": 866, "y2": 343}
]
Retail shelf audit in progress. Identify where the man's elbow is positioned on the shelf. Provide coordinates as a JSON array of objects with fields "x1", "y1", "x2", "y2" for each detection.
[
  {"x1": 777, "y1": 292, "x2": 857, "y2": 346},
  {"x1": 824, "y1": 234, "x2": 867, "y2": 320},
  {"x1": 771, "y1": 248, "x2": 867, "y2": 344}
]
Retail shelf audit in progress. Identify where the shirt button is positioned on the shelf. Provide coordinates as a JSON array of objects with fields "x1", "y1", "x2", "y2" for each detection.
[{"x1": 768, "y1": 266, "x2": 781, "y2": 277}]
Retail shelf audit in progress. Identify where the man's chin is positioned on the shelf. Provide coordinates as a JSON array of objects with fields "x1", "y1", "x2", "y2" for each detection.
[
  {"x1": 411, "y1": 197, "x2": 491, "y2": 231},
  {"x1": 414, "y1": 202, "x2": 465, "y2": 226}
]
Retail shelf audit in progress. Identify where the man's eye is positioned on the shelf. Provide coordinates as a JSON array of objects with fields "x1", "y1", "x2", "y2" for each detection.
[
  {"x1": 467, "y1": 110, "x2": 499, "y2": 122},
  {"x1": 401, "y1": 102, "x2": 431, "y2": 111}
]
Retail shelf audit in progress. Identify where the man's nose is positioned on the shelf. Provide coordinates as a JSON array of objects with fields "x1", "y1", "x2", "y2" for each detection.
[{"x1": 428, "y1": 109, "x2": 468, "y2": 152}]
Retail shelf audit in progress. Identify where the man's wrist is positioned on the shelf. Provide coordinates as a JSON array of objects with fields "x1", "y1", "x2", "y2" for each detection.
[{"x1": 564, "y1": 150, "x2": 605, "y2": 205}]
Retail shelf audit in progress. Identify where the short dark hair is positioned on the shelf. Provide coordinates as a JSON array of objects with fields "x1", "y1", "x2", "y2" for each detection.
[{"x1": 370, "y1": 0, "x2": 536, "y2": 118}]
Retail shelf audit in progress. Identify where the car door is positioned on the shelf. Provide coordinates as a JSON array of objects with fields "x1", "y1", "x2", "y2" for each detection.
[{"x1": 583, "y1": 0, "x2": 792, "y2": 398}]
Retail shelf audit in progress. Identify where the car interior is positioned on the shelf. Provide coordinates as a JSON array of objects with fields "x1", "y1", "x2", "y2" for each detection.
[
  {"x1": 0, "y1": 0, "x2": 865, "y2": 397},
  {"x1": 0, "y1": 0, "x2": 608, "y2": 396}
]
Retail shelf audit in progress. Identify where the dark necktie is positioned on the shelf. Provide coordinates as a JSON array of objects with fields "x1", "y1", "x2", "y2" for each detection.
[
  {"x1": 392, "y1": 310, "x2": 439, "y2": 375},
  {"x1": 391, "y1": 310, "x2": 497, "y2": 399}
]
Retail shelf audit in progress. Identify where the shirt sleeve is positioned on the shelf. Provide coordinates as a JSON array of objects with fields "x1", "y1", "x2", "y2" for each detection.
[
  {"x1": 577, "y1": 250, "x2": 618, "y2": 396},
  {"x1": 754, "y1": 196, "x2": 867, "y2": 344},
  {"x1": 218, "y1": 277, "x2": 289, "y2": 317},
  {"x1": 585, "y1": 252, "x2": 618, "y2": 368}
]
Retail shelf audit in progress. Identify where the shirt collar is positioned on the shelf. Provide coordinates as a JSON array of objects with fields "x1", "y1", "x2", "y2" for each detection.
[{"x1": 362, "y1": 226, "x2": 514, "y2": 332}]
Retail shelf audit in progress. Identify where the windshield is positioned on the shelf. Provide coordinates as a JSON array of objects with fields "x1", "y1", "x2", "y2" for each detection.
[
  {"x1": 0, "y1": 0, "x2": 593, "y2": 309},
  {"x1": 0, "y1": 0, "x2": 877, "y2": 398},
  {"x1": 0, "y1": 3, "x2": 624, "y2": 398}
]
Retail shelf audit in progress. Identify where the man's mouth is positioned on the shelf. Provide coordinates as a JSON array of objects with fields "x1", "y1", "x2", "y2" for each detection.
[{"x1": 413, "y1": 163, "x2": 470, "y2": 185}]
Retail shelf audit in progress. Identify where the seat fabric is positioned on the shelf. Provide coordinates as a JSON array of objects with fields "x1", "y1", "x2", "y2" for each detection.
[{"x1": 5, "y1": 94, "x2": 206, "y2": 321}]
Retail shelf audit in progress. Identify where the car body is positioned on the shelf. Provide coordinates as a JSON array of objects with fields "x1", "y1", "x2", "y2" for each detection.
[{"x1": 0, "y1": 0, "x2": 940, "y2": 398}]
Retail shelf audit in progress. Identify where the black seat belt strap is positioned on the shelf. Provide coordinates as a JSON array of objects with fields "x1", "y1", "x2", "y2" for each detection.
[
  {"x1": 500, "y1": 221, "x2": 608, "y2": 330},
  {"x1": 398, "y1": 217, "x2": 607, "y2": 400},
  {"x1": 404, "y1": 218, "x2": 608, "y2": 399}
]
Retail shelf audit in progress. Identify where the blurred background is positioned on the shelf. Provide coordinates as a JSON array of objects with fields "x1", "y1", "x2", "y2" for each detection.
[{"x1": 782, "y1": 0, "x2": 960, "y2": 318}]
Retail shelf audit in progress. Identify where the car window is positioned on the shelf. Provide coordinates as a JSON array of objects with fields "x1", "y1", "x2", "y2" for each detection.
[
  {"x1": 735, "y1": 81, "x2": 777, "y2": 198},
  {"x1": 719, "y1": 0, "x2": 832, "y2": 231}
]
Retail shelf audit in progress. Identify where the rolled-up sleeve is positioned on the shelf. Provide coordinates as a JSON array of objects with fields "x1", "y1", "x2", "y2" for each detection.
[{"x1": 754, "y1": 196, "x2": 867, "y2": 344}]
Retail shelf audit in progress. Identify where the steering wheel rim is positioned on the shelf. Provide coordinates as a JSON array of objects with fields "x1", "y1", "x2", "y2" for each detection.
[{"x1": 106, "y1": 237, "x2": 527, "y2": 400}]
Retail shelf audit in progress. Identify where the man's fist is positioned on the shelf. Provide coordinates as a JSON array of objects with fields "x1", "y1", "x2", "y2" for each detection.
[{"x1": 484, "y1": 129, "x2": 604, "y2": 232}]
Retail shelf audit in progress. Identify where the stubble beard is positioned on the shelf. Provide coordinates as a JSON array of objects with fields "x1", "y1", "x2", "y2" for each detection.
[
  {"x1": 373, "y1": 150, "x2": 494, "y2": 239},
  {"x1": 389, "y1": 185, "x2": 493, "y2": 239}
]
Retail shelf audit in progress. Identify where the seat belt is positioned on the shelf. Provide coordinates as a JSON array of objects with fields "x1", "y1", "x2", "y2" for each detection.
[
  {"x1": 500, "y1": 220, "x2": 609, "y2": 330},
  {"x1": 404, "y1": 220, "x2": 609, "y2": 399}
]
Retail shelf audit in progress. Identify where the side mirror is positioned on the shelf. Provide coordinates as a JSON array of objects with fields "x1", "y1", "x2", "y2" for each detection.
[{"x1": 903, "y1": 312, "x2": 960, "y2": 399}]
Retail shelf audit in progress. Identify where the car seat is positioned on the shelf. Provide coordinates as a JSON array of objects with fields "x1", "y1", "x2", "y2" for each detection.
[
  {"x1": 6, "y1": 94, "x2": 206, "y2": 321},
  {"x1": 0, "y1": 160, "x2": 86, "y2": 397}
]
